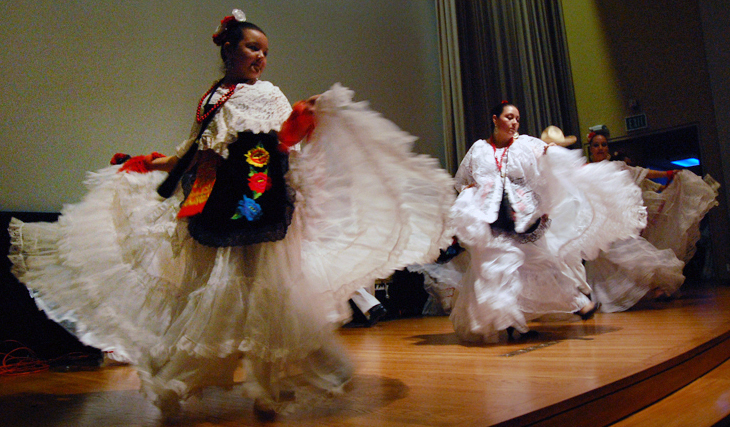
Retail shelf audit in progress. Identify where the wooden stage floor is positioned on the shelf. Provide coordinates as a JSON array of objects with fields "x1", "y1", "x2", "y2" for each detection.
[{"x1": 2, "y1": 285, "x2": 730, "y2": 427}]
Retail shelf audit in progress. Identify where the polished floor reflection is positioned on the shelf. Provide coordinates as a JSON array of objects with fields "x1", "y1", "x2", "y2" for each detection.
[{"x1": 2, "y1": 286, "x2": 730, "y2": 427}]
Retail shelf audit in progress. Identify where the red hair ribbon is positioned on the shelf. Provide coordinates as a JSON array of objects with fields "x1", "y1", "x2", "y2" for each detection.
[{"x1": 212, "y1": 16, "x2": 236, "y2": 45}]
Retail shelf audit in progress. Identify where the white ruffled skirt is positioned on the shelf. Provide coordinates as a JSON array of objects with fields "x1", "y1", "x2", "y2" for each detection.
[
  {"x1": 587, "y1": 170, "x2": 719, "y2": 312},
  {"x1": 423, "y1": 148, "x2": 647, "y2": 342},
  {"x1": 641, "y1": 171, "x2": 719, "y2": 263},
  {"x1": 587, "y1": 237, "x2": 685, "y2": 313},
  {"x1": 8, "y1": 84, "x2": 454, "y2": 410}
]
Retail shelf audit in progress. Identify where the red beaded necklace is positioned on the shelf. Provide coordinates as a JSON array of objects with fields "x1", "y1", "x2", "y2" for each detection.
[
  {"x1": 196, "y1": 82, "x2": 237, "y2": 123},
  {"x1": 489, "y1": 136, "x2": 514, "y2": 176}
]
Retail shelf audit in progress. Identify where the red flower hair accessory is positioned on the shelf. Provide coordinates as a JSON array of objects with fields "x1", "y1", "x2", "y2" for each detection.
[
  {"x1": 212, "y1": 9, "x2": 247, "y2": 46},
  {"x1": 587, "y1": 131, "x2": 596, "y2": 142}
]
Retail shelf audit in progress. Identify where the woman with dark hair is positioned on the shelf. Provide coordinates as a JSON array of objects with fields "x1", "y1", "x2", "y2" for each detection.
[
  {"x1": 588, "y1": 129, "x2": 677, "y2": 181},
  {"x1": 445, "y1": 102, "x2": 646, "y2": 342},
  {"x1": 8, "y1": 9, "x2": 454, "y2": 419},
  {"x1": 584, "y1": 127, "x2": 719, "y2": 312}
]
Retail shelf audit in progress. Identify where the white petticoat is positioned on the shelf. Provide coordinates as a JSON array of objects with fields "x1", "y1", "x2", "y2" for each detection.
[{"x1": 8, "y1": 83, "x2": 454, "y2": 409}]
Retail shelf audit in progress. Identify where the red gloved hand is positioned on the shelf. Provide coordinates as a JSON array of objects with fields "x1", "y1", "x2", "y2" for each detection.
[
  {"x1": 118, "y1": 152, "x2": 166, "y2": 173},
  {"x1": 278, "y1": 100, "x2": 316, "y2": 152},
  {"x1": 110, "y1": 153, "x2": 131, "y2": 165}
]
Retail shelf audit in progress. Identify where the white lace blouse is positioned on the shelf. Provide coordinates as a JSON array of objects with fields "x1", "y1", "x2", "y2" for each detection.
[
  {"x1": 175, "y1": 80, "x2": 293, "y2": 160},
  {"x1": 454, "y1": 134, "x2": 548, "y2": 233}
]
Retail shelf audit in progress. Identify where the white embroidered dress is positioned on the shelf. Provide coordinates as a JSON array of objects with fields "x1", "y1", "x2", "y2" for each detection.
[
  {"x1": 432, "y1": 135, "x2": 646, "y2": 342},
  {"x1": 8, "y1": 83, "x2": 455, "y2": 410}
]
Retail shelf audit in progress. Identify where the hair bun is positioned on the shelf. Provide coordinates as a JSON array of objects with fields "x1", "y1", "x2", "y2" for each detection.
[{"x1": 212, "y1": 9, "x2": 247, "y2": 46}]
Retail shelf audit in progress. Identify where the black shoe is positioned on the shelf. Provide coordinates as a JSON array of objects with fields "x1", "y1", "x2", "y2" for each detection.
[
  {"x1": 506, "y1": 326, "x2": 516, "y2": 340},
  {"x1": 366, "y1": 304, "x2": 387, "y2": 327},
  {"x1": 576, "y1": 302, "x2": 601, "y2": 321},
  {"x1": 507, "y1": 327, "x2": 538, "y2": 340},
  {"x1": 436, "y1": 239, "x2": 465, "y2": 264},
  {"x1": 346, "y1": 299, "x2": 369, "y2": 327},
  {"x1": 253, "y1": 398, "x2": 277, "y2": 421}
]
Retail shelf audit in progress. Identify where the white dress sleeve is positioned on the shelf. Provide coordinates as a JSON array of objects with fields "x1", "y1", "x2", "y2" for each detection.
[{"x1": 454, "y1": 142, "x2": 478, "y2": 192}]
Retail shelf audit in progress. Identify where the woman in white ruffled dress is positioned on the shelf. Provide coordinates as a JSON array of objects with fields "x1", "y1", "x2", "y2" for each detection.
[
  {"x1": 8, "y1": 10, "x2": 454, "y2": 419},
  {"x1": 445, "y1": 102, "x2": 646, "y2": 343},
  {"x1": 584, "y1": 129, "x2": 719, "y2": 312}
]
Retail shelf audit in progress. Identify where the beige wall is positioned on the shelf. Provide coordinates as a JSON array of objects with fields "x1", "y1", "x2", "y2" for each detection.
[
  {"x1": 0, "y1": 1, "x2": 443, "y2": 212},
  {"x1": 563, "y1": 0, "x2": 730, "y2": 280}
]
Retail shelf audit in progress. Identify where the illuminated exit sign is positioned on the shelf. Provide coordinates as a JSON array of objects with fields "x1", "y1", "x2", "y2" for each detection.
[{"x1": 625, "y1": 113, "x2": 648, "y2": 131}]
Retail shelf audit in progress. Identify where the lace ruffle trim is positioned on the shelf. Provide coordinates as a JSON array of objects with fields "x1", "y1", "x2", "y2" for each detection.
[{"x1": 176, "y1": 81, "x2": 293, "y2": 159}]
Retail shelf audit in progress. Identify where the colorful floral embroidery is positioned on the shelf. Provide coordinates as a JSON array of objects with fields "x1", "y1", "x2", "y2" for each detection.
[
  {"x1": 232, "y1": 196, "x2": 263, "y2": 221},
  {"x1": 248, "y1": 172, "x2": 272, "y2": 196},
  {"x1": 245, "y1": 145, "x2": 270, "y2": 167},
  {"x1": 233, "y1": 143, "x2": 273, "y2": 221}
]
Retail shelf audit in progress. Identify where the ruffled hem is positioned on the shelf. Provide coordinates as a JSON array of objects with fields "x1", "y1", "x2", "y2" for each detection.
[
  {"x1": 588, "y1": 237, "x2": 685, "y2": 312},
  {"x1": 640, "y1": 171, "x2": 719, "y2": 263},
  {"x1": 447, "y1": 234, "x2": 590, "y2": 342},
  {"x1": 9, "y1": 168, "x2": 185, "y2": 363}
]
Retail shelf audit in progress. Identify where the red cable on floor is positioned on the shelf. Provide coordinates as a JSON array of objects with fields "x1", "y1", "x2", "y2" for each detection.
[
  {"x1": 0, "y1": 340, "x2": 100, "y2": 376},
  {"x1": 0, "y1": 340, "x2": 48, "y2": 376}
]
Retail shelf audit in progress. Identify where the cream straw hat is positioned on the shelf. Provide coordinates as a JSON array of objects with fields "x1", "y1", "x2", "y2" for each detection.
[{"x1": 540, "y1": 125, "x2": 577, "y2": 146}]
